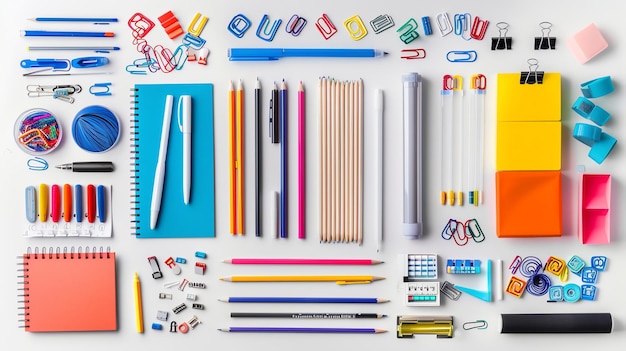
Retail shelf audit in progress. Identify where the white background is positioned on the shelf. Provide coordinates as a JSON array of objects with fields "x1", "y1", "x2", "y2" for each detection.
[{"x1": 1, "y1": 0, "x2": 625, "y2": 350}]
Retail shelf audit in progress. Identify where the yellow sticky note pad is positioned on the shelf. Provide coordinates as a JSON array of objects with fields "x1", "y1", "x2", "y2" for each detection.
[
  {"x1": 496, "y1": 73, "x2": 561, "y2": 122},
  {"x1": 496, "y1": 121, "x2": 561, "y2": 170}
]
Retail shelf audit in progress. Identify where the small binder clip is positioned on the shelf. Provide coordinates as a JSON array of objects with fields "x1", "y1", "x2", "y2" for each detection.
[
  {"x1": 396, "y1": 315, "x2": 454, "y2": 338},
  {"x1": 397, "y1": 18, "x2": 419, "y2": 44},
  {"x1": 285, "y1": 14, "x2": 307, "y2": 36},
  {"x1": 520, "y1": 58, "x2": 544, "y2": 84},
  {"x1": 401, "y1": 48, "x2": 426, "y2": 60},
  {"x1": 435, "y1": 12, "x2": 453, "y2": 36},
  {"x1": 535, "y1": 21, "x2": 556, "y2": 50},
  {"x1": 256, "y1": 14, "x2": 282, "y2": 42},
  {"x1": 315, "y1": 13, "x2": 337, "y2": 40},
  {"x1": 370, "y1": 14, "x2": 394, "y2": 33},
  {"x1": 228, "y1": 14, "x2": 251, "y2": 38},
  {"x1": 491, "y1": 22, "x2": 512, "y2": 50},
  {"x1": 470, "y1": 16, "x2": 489, "y2": 40},
  {"x1": 344, "y1": 15, "x2": 368, "y2": 41}
]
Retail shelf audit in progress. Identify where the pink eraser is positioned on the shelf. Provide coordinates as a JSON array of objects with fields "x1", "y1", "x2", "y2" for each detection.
[{"x1": 566, "y1": 23, "x2": 608, "y2": 64}]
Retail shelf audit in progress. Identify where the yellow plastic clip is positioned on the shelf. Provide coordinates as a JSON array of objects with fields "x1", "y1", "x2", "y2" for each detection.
[
  {"x1": 397, "y1": 315, "x2": 454, "y2": 338},
  {"x1": 344, "y1": 15, "x2": 368, "y2": 41},
  {"x1": 188, "y1": 12, "x2": 208, "y2": 37}
]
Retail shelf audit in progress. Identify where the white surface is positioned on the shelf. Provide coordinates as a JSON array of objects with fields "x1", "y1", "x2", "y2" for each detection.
[{"x1": 1, "y1": 0, "x2": 625, "y2": 350}]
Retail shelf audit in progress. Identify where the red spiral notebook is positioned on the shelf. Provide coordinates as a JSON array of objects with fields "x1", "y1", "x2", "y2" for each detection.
[{"x1": 19, "y1": 247, "x2": 117, "y2": 332}]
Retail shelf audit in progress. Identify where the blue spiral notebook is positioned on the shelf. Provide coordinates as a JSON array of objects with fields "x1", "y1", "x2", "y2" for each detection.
[{"x1": 131, "y1": 83, "x2": 215, "y2": 238}]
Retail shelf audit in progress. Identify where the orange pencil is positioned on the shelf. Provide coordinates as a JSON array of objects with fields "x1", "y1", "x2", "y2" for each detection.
[
  {"x1": 228, "y1": 80, "x2": 237, "y2": 234},
  {"x1": 236, "y1": 79, "x2": 245, "y2": 234}
]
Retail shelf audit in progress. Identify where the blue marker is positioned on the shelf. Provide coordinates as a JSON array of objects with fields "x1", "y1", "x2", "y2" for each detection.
[
  {"x1": 97, "y1": 185, "x2": 106, "y2": 222},
  {"x1": 74, "y1": 184, "x2": 83, "y2": 222}
]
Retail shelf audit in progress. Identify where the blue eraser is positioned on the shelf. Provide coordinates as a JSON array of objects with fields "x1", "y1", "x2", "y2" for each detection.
[
  {"x1": 152, "y1": 323, "x2": 163, "y2": 330},
  {"x1": 175, "y1": 257, "x2": 187, "y2": 264},
  {"x1": 195, "y1": 251, "x2": 207, "y2": 259}
]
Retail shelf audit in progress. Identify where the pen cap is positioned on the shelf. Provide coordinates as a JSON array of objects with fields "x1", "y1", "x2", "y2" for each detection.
[{"x1": 178, "y1": 95, "x2": 192, "y2": 133}]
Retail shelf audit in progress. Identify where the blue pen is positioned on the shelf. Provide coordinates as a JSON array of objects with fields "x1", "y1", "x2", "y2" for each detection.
[
  {"x1": 21, "y1": 30, "x2": 115, "y2": 38},
  {"x1": 74, "y1": 184, "x2": 83, "y2": 222},
  {"x1": 97, "y1": 185, "x2": 106, "y2": 222},
  {"x1": 228, "y1": 48, "x2": 388, "y2": 61},
  {"x1": 279, "y1": 80, "x2": 288, "y2": 238},
  {"x1": 31, "y1": 17, "x2": 118, "y2": 23}
]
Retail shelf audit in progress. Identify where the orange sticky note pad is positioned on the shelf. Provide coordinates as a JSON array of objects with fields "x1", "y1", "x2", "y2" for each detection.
[{"x1": 496, "y1": 171, "x2": 562, "y2": 238}]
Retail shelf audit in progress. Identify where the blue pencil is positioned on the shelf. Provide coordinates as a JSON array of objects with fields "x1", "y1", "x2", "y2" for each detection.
[
  {"x1": 21, "y1": 30, "x2": 115, "y2": 38},
  {"x1": 218, "y1": 297, "x2": 389, "y2": 303},
  {"x1": 30, "y1": 17, "x2": 118, "y2": 23}
]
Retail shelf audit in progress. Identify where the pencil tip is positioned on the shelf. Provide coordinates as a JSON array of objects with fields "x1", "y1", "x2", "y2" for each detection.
[{"x1": 383, "y1": 51, "x2": 389, "y2": 55}]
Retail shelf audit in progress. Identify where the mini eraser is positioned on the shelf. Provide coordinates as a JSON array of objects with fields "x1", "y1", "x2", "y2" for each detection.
[{"x1": 566, "y1": 23, "x2": 608, "y2": 64}]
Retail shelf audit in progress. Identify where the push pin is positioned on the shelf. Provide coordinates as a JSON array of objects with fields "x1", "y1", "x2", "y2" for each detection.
[{"x1": 198, "y1": 47, "x2": 210, "y2": 65}]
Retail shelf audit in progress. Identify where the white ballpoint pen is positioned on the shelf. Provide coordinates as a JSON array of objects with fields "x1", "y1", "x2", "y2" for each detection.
[
  {"x1": 179, "y1": 95, "x2": 192, "y2": 204},
  {"x1": 150, "y1": 95, "x2": 174, "y2": 229}
]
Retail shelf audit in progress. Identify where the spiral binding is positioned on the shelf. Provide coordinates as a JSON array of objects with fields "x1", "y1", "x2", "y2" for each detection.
[
  {"x1": 130, "y1": 87, "x2": 140, "y2": 236},
  {"x1": 17, "y1": 246, "x2": 112, "y2": 328}
]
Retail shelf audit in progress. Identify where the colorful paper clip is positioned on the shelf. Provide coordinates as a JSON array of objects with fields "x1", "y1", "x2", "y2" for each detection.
[
  {"x1": 470, "y1": 16, "x2": 489, "y2": 40},
  {"x1": 128, "y1": 12, "x2": 155, "y2": 39},
  {"x1": 315, "y1": 14, "x2": 337, "y2": 40},
  {"x1": 89, "y1": 82, "x2": 112, "y2": 96},
  {"x1": 397, "y1": 18, "x2": 419, "y2": 44},
  {"x1": 370, "y1": 14, "x2": 394, "y2": 33},
  {"x1": 401, "y1": 48, "x2": 426, "y2": 59},
  {"x1": 187, "y1": 12, "x2": 208, "y2": 37},
  {"x1": 285, "y1": 14, "x2": 307, "y2": 36},
  {"x1": 228, "y1": 14, "x2": 251, "y2": 38},
  {"x1": 343, "y1": 15, "x2": 368, "y2": 40},
  {"x1": 435, "y1": 12, "x2": 453, "y2": 36},
  {"x1": 182, "y1": 33, "x2": 206, "y2": 50},
  {"x1": 446, "y1": 50, "x2": 477, "y2": 62},
  {"x1": 454, "y1": 13, "x2": 472, "y2": 40},
  {"x1": 256, "y1": 14, "x2": 282, "y2": 42}
]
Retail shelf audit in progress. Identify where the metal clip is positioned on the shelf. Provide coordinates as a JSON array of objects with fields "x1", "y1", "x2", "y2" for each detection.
[
  {"x1": 228, "y1": 14, "x2": 251, "y2": 38},
  {"x1": 463, "y1": 320, "x2": 488, "y2": 330},
  {"x1": 454, "y1": 13, "x2": 472, "y2": 40},
  {"x1": 446, "y1": 50, "x2": 477, "y2": 62},
  {"x1": 256, "y1": 14, "x2": 282, "y2": 42},
  {"x1": 315, "y1": 13, "x2": 337, "y2": 40},
  {"x1": 285, "y1": 14, "x2": 307, "y2": 36},
  {"x1": 435, "y1": 12, "x2": 453, "y2": 36},
  {"x1": 401, "y1": 48, "x2": 426, "y2": 60},
  {"x1": 535, "y1": 21, "x2": 556, "y2": 50},
  {"x1": 520, "y1": 58, "x2": 544, "y2": 84},
  {"x1": 492, "y1": 22, "x2": 512, "y2": 50}
]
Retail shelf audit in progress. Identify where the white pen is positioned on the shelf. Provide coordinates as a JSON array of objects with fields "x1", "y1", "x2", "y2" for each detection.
[
  {"x1": 178, "y1": 95, "x2": 192, "y2": 204},
  {"x1": 150, "y1": 95, "x2": 174, "y2": 229},
  {"x1": 402, "y1": 73, "x2": 423, "y2": 239}
]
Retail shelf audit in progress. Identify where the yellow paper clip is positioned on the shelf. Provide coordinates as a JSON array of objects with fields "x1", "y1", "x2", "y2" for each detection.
[
  {"x1": 397, "y1": 315, "x2": 453, "y2": 338},
  {"x1": 344, "y1": 15, "x2": 368, "y2": 41},
  {"x1": 187, "y1": 12, "x2": 208, "y2": 37}
]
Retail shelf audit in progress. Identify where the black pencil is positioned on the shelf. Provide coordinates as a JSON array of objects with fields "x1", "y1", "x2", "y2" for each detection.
[{"x1": 230, "y1": 312, "x2": 386, "y2": 319}]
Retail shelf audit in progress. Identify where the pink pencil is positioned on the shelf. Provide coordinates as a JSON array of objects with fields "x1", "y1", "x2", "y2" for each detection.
[
  {"x1": 298, "y1": 81, "x2": 305, "y2": 239},
  {"x1": 223, "y1": 258, "x2": 384, "y2": 265}
]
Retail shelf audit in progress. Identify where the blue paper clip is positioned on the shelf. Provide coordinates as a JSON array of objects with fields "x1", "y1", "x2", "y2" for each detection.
[
  {"x1": 126, "y1": 58, "x2": 150, "y2": 75},
  {"x1": 71, "y1": 56, "x2": 109, "y2": 68},
  {"x1": 171, "y1": 45, "x2": 189, "y2": 70},
  {"x1": 228, "y1": 14, "x2": 251, "y2": 38},
  {"x1": 285, "y1": 14, "x2": 307, "y2": 36},
  {"x1": 20, "y1": 58, "x2": 70, "y2": 70},
  {"x1": 256, "y1": 14, "x2": 282, "y2": 42},
  {"x1": 27, "y1": 157, "x2": 49, "y2": 171},
  {"x1": 454, "y1": 13, "x2": 472, "y2": 40},
  {"x1": 181, "y1": 33, "x2": 206, "y2": 50},
  {"x1": 446, "y1": 50, "x2": 477, "y2": 62},
  {"x1": 89, "y1": 82, "x2": 112, "y2": 96}
]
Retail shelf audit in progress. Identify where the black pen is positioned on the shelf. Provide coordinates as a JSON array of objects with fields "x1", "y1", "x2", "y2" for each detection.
[
  {"x1": 55, "y1": 161, "x2": 115, "y2": 172},
  {"x1": 255, "y1": 78, "x2": 262, "y2": 237},
  {"x1": 270, "y1": 82, "x2": 279, "y2": 143}
]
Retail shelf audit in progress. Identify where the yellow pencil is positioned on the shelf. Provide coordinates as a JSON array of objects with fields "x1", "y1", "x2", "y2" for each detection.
[
  {"x1": 236, "y1": 79, "x2": 245, "y2": 234},
  {"x1": 134, "y1": 272, "x2": 144, "y2": 333},
  {"x1": 228, "y1": 80, "x2": 236, "y2": 234},
  {"x1": 220, "y1": 275, "x2": 385, "y2": 284}
]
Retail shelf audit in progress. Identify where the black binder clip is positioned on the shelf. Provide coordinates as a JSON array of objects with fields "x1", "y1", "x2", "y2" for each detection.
[
  {"x1": 520, "y1": 58, "x2": 544, "y2": 85},
  {"x1": 491, "y1": 22, "x2": 512, "y2": 50},
  {"x1": 534, "y1": 21, "x2": 556, "y2": 50}
]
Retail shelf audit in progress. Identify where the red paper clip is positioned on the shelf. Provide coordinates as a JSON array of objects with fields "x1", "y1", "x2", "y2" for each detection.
[
  {"x1": 401, "y1": 48, "x2": 427, "y2": 59},
  {"x1": 315, "y1": 13, "x2": 337, "y2": 40},
  {"x1": 470, "y1": 16, "x2": 489, "y2": 40}
]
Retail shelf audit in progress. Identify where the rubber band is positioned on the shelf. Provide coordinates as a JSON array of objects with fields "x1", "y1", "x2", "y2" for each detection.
[{"x1": 71, "y1": 105, "x2": 120, "y2": 153}]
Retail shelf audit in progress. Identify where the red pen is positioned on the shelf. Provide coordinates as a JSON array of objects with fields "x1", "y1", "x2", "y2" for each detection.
[
  {"x1": 87, "y1": 184, "x2": 96, "y2": 223},
  {"x1": 51, "y1": 184, "x2": 61, "y2": 222},
  {"x1": 63, "y1": 184, "x2": 72, "y2": 222}
]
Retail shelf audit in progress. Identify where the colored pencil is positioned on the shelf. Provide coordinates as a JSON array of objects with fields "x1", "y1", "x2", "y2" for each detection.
[
  {"x1": 298, "y1": 81, "x2": 305, "y2": 239},
  {"x1": 219, "y1": 275, "x2": 384, "y2": 284},
  {"x1": 236, "y1": 79, "x2": 245, "y2": 234},
  {"x1": 27, "y1": 46, "x2": 120, "y2": 51},
  {"x1": 21, "y1": 30, "x2": 115, "y2": 37},
  {"x1": 219, "y1": 327, "x2": 387, "y2": 333},
  {"x1": 230, "y1": 312, "x2": 386, "y2": 319},
  {"x1": 30, "y1": 17, "x2": 118, "y2": 23},
  {"x1": 218, "y1": 297, "x2": 389, "y2": 303},
  {"x1": 228, "y1": 81, "x2": 237, "y2": 234},
  {"x1": 223, "y1": 258, "x2": 383, "y2": 265},
  {"x1": 279, "y1": 80, "x2": 288, "y2": 238}
]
